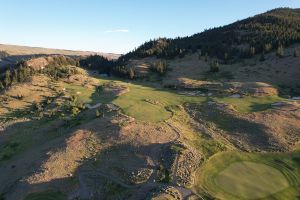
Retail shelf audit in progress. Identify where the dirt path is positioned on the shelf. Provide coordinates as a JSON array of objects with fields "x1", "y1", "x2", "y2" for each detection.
[{"x1": 164, "y1": 121, "x2": 181, "y2": 142}]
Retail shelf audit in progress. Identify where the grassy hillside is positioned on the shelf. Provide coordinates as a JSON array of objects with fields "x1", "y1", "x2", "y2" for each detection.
[{"x1": 0, "y1": 8, "x2": 299, "y2": 200}]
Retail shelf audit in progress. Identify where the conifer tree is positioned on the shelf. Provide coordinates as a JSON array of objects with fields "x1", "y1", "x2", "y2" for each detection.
[
  {"x1": 4, "y1": 70, "x2": 11, "y2": 87},
  {"x1": 276, "y1": 45, "x2": 284, "y2": 58},
  {"x1": 0, "y1": 82, "x2": 4, "y2": 90},
  {"x1": 210, "y1": 61, "x2": 220, "y2": 72},
  {"x1": 128, "y1": 68, "x2": 135, "y2": 79}
]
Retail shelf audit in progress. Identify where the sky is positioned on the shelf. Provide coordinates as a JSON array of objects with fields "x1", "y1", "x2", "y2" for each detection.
[{"x1": 1, "y1": 0, "x2": 300, "y2": 54}]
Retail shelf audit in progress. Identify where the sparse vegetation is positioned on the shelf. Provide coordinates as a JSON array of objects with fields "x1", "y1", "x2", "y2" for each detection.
[
  {"x1": 0, "y1": 50, "x2": 9, "y2": 58},
  {"x1": 1, "y1": 7, "x2": 300, "y2": 200}
]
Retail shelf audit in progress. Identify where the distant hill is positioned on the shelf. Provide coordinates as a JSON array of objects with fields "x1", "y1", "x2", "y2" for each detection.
[
  {"x1": 0, "y1": 44, "x2": 120, "y2": 59},
  {"x1": 120, "y1": 8, "x2": 300, "y2": 61},
  {"x1": 0, "y1": 44, "x2": 120, "y2": 71}
]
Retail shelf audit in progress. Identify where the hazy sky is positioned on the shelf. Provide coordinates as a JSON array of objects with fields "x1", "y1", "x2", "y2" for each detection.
[{"x1": 1, "y1": 0, "x2": 300, "y2": 54}]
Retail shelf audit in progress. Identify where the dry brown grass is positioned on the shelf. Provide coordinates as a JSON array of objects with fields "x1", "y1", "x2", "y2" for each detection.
[
  {"x1": 0, "y1": 75, "x2": 57, "y2": 116},
  {"x1": 187, "y1": 102, "x2": 300, "y2": 152},
  {"x1": 26, "y1": 130, "x2": 100, "y2": 184},
  {"x1": 0, "y1": 44, "x2": 119, "y2": 59}
]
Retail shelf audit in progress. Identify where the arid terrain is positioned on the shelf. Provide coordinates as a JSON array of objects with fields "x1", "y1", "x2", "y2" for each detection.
[{"x1": 0, "y1": 7, "x2": 300, "y2": 200}]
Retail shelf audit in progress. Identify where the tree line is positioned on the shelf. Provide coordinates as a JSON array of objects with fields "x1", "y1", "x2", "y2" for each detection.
[
  {"x1": 0, "y1": 56, "x2": 81, "y2": 90},
  {"x1": 118, "y1": 8, "x2": 300, "y2": 62}
]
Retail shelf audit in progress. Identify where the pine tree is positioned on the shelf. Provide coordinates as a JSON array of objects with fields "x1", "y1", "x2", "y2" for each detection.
[
  {"x1": 250, "y1": 47, "x2": 256, "y2": 57},
  {"x1": 0, "y1": 82, "x2": 4, "y2": 90},
  {"x1": 128, "y1": 68, "x2": 135, "y2": 79},
  {"x1": 264, "y1": 43, "x2": 272, "y2": 52},
  {"x1": 4, "y1": 70, "x2": 11, "y2": 87},
  {"x1": 276, "y1": 45, "x2": 284, "y2": 58},
  {"x1": 155, "y1": 60, "x2": 167, "y2": 75},
  {"x1": 210, "y1": 61, "x2": 220, "y2": 72},
  {"x1": 18, "y1": 66, "x2": 25, "y2": 82},
  {"x1": 12, "y1": 69, "x2": 18, "y2": 83}
]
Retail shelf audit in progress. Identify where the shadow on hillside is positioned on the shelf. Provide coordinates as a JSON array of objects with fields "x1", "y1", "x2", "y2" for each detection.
[
  {"x1": 0, "y1": 73, "x2": 289, "y2": 199},
  {"x1": 0, "y1": 100, "x2": 169, "y2": 199},
  {"x1": 190, "y1": 104, "x2": 282, "y2": 152}
]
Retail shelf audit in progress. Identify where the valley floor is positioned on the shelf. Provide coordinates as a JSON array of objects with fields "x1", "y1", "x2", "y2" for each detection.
[{"x1": 0, "y1": 67, "x2": 299, "y2": 200}]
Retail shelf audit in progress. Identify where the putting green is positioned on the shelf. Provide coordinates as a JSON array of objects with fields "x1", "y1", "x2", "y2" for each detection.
[
  {"x1": 215, "y1": 161, "x2": 289, "y2": 199},
  {"x1": 198, "y1": 152, "x2": 300, "y2": 200}
]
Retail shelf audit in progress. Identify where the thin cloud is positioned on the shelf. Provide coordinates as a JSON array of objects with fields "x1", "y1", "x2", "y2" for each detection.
[{"x1": 105, "y1": 29, "x2": 129, "y2": 33}]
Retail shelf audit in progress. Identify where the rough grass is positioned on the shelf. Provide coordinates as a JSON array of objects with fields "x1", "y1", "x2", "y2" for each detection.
[
  {"x1": 167, "y1": 105, "x2": 230, "y2": 158},
  {"x1": 214, "y1": 95, "x2": 284, "y2": 113},
  {"x1": 196, "y1": 151, "x2": 300, "y2": 200},
  {"x1": 0, "y1": 119, "x2": 65, "y2": 162}
]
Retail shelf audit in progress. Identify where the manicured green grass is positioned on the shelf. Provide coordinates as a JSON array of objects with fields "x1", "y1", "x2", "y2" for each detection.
[
  {"x1": 24, "y1": 190, "x2": 66, "y2": 200},
  {"x1": 113, "y1": 84, "x2": 206, "y2": 122},
  {"x1": 196, "y1": 151, "x2": 300, "y2": 200},
  {"x1": 65, "y1": 78, "x2": 284, "y2": 122},
  {"x1": 64, "y1": 84, "x2": 95, "y2": 103},
  {"x1": 214, "y1": 95, "x2": 284, "y2": 113},
  {"x1": 215, "y1": 162, "x2": 288, "y2": 199},
  {"x1": 64, "y1": 83, "x2": 114, "y2": 104}
]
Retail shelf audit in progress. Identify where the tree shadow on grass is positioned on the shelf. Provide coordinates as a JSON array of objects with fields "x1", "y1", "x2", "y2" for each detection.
[{"x1": 249, "y1": 102, "x2": 272, "y2": 112}]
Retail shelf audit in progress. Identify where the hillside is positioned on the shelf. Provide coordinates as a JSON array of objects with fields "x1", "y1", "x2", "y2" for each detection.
[
  {"x1": 116, "y1": 8, "x2": 300, "y2": 96},
  {"x1": 0, "y1": 44, "x2": 120, "y2": 71},
  {"x1": 0, "y1": 44, "x2": 119, "y2": 58},
  {"x1": 120, "y1": 8, "x2": 300, "y2": 60},
  {"x1": 0, "y1": 8, "x2": 300, "y2": 200}
]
